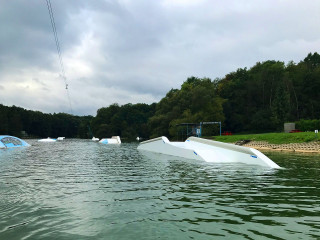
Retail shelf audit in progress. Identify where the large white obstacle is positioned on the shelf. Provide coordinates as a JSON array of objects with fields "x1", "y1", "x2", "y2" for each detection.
[{"x1": 137, "y1": 136, "x2": 280, "y2": 168}]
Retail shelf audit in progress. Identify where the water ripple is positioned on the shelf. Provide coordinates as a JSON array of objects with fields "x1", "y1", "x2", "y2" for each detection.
[{"x1": 0, "y1": 140, "x2": 320, "y2": 239}]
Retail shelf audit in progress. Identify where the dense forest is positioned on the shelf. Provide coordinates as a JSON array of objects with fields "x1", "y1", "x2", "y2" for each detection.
[
  {"x1": 0, "y1": 104, "x2": 92, "y2": 138},
  {"x1": 90, "y1": 103, "x2": 156, "y2": 140},
  {"x1": 1, "y1": 52, "x2": 319, "y2": 140},
  {"x1": 0, "y1": 103, "x2": 155, "y2": 140}
]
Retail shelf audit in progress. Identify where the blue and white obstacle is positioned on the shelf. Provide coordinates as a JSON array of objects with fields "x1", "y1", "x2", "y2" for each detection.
[
  {"x1": 0, "y1": 135, "x2": 30, "y2": 148},
  {"x1": 99, "y1": 136, "x2": 121, "y2": 144}
]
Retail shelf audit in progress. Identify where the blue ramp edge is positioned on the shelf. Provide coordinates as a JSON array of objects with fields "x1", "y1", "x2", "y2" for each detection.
[{"x1": 100, "y1": 139, "x2": 109, "y2": 144}]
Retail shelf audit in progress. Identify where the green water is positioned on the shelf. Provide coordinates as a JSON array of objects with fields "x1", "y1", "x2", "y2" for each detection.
[{"x1": 0, "y1": 139, "x2": 319, "y2": 239}]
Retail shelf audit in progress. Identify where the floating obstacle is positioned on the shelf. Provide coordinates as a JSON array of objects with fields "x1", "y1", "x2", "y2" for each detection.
[
  {"x1": 92, "y1": 137, "x2": 99, "y2": 141},
  {"x1": 138, "y1": 136, "x2": 280, "y2": 168},
  {"x1": 38, "y1": 137, "x2": 57, "y2": 142},
  {"x1": 0, "y1": 135, "x2": 30, "y2": 148},
  {"x1": 99, "y1": 136, "x2": 121, "y2": 144}
]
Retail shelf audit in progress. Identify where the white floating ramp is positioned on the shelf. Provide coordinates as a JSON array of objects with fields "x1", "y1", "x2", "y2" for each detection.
[
  {"x1": 0, "y1": 135, "x2": 30, "y2": 148},
  {"x1": 137, "y1": 136, "x2": 280, "y2": 168},
  {"x1": 38, "y1": 137, "x2": 57, "y2": 142},
  {"x1": 99, "y1": 136, "x2": 121, "y2": 144}
]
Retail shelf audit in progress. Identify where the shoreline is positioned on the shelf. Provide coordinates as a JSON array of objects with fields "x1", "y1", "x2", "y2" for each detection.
[{"x1": 240, "y1": 141, "x2": 320, "y2": 154}]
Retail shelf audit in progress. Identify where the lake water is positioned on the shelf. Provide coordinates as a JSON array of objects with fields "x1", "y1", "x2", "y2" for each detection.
[{"x1": 0, "y1": 139, "x2": 319, "y2": 240}]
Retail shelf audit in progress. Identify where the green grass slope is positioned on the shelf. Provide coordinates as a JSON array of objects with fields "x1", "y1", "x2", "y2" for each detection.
[{"x1": 209, "y1": 132, "x2": 319, "y2": 144}]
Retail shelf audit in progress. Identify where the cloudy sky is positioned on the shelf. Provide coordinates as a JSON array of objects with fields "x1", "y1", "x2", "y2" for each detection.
[{"x1": 0, "y1": 0, "x2": 319, "y2": 116}]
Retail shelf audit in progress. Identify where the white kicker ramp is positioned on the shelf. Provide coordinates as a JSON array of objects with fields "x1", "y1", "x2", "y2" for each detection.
[{"x1": 138, "y1": 136, "x2": 280, "y2": 168}]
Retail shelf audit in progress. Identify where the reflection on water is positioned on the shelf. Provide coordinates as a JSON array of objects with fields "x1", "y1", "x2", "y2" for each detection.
[{"x1": 0, "y1": 140, "x2": 319, "y2": 239}]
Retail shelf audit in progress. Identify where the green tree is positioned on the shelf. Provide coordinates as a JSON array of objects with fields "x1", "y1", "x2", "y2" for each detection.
[{"x1": 149, "y1": 77, "x2": 225, "y2": 139}]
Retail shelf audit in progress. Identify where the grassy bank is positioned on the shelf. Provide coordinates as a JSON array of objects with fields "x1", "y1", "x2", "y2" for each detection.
[{"x1": 208, "y1": 132, "x2": 319, "y2": 144}]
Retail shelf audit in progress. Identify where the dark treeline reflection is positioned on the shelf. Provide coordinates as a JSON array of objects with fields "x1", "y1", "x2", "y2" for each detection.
[{"x1": 1, "y1": 52, "x2": 320, "y2": 140}]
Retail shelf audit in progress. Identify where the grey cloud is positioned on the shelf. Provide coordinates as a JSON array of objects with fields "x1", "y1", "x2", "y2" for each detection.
[
  {"x1": 0, "y1": 0, "x2": 320, "y2": 115},
  {"x1": 32, "y1": 78, "x2": 47, "y2": 87}
]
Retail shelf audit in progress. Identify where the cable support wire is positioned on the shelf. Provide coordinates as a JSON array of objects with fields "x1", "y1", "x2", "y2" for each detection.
[{"x1": 46, "y1": 0, "x2": 73, "y2": 114}]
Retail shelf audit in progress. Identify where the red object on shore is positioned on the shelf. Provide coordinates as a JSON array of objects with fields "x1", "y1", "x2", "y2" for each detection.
[
  {"x1": 289, "y1": 129, "x2": 302, "y2": 133},
  {"x1": 222, "y1": 131, "x2": 232, "y2": 135}
]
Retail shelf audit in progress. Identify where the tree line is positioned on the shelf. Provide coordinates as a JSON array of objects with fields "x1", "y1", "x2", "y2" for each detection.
[
  {"x1": 147, "y1": 52, "x2": 320, "y2": 137},
  {"x1": 0, "y1": 104, "x2": 92, "y2": 138},
  {"x1": 217, "y1": 52, "x2": 320, "y2": 133},
  {"x1": 1, "y1": 52, "x2": 319, "y2": 140}
]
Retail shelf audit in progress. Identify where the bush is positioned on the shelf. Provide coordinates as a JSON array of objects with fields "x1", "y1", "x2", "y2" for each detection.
[{"x1": 296, "y1": 119, "x2": 320, "y2": 131}]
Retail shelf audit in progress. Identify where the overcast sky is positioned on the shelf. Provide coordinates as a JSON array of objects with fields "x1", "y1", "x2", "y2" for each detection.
[{"x1": 0, "y1": 0, "x2": 319, "y2": 116}]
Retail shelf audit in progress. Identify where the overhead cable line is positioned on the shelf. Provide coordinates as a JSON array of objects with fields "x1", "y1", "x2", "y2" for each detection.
[{"x1": 45, "y1": 0, "x2": 73, "y2": 114}]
